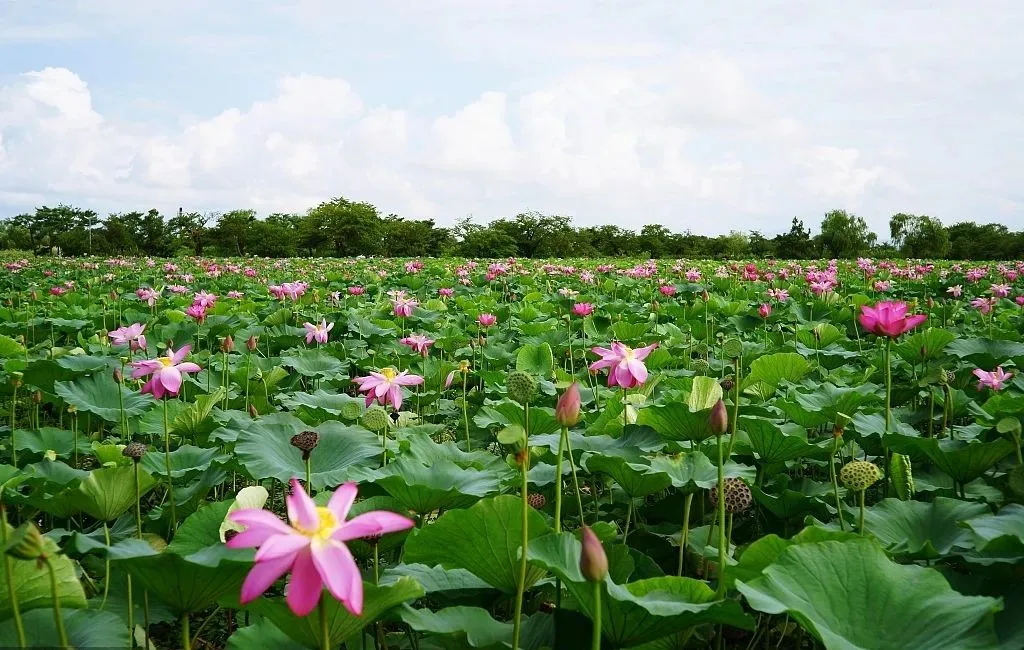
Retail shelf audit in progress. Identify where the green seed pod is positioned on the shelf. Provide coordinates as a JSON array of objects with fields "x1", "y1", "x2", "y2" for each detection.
[
  {"x1": 361, "y1": 405, "x2": 391, "y2": 433},
  {"x1": 693, "y1": 342, "x2": 709, "y2": 356},
  {"x1": 840, "y1": 460, "x2": 883, "y2": 492},
  {"x1": 890, "y1": 453, "x2": 914, "y2": 501},
  {"x1": 721, "y1": 338, "x2": 743, "y2": 360},
  {"x1": 340, "y1": 400, "x2": 363, "y2": 421},
  {"x1": 506, "y1": 370, "x2": 538, "y2": 405},
  {"x1": 691, "y1": 358, "x2": 711, "y2": 374}
]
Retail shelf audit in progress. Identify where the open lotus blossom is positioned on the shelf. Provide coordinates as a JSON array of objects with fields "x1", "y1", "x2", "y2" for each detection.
[
  {"x1": 227, "y1": 479, "x2": 414, "y2": 616},
  {"x1": 758, "y1": 303, "x2": 772, "y2": 319},
  {"x1": 445, "y1": 360, "x2": 471, "y2": 388},
  {"x1": 303, "y1": 319, "x2": 334, "y2": 345},
  {"x1": 572, "y1": 302, "x2": 595, "y2": 317},
  {"x1": 947, "y1": 285, "x2": 963, "y2": 298},
  {"x1": 858, "y1": 301, "x2": 927, "y2": 338},
  {"x1": 352, "y1": 367, "x2": 424, "y2": 410},
  {"x1": 400, "y1": 334, "x2": 434, "y2": 357},
  {"x1": 973, "y1": 367, "x2": 1014, "y2": 391},
  {"x1": 130, "y1": 345, "x2": 202, "y2": 399},
  {"x1": 392, "y1": 296, "x2": 418, "y2": 317},
  {"x1": 589, "y1": 341, "x2": 658, "y2": 389},
  {"x1": 478, "y1": 313, "x2": 497, "y2": 327},
  {"x1": 109, "y1": 323, "x2": 147, "y2": 351}
]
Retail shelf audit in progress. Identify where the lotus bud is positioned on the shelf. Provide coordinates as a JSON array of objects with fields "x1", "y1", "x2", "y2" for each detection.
[
  {"x1": 246, "y1": 335, "x2": 258, "y2": 351},
  {"x1": 709, "y1": 399, "x2": 728, "y2": 435},
  {"x1": 701, "y1": 290, "x2": 710, "y2": 302},
  {"x1": 555, "y1": 382, "x2": 581, "y2": 427},
  {"x1": 248, "y1": 404, "x2": 259, "y2": 419},
  {"x1": 113, "y1": 367, "x2": 123, "y2": 383},
  {"x1": 221, "y1": 335, "x2": 235, "y2": 353},
  {"x1": 579, "y1": 525, "x2": 608, "y2": 582},
  {"x1": 32, "y1": 390, "x2": 41, "y2": 404}
]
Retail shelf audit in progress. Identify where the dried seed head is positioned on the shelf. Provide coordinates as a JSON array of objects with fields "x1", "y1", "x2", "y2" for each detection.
[
  {"x1": 122, "y1": 441, "x2": 147, "y2": 462},
  {"x1": 290, "y1": 430, "x2": 320, "y2": 460}
]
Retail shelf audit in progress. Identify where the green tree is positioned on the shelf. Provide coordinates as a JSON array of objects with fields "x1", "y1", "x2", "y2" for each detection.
[
  {"x1": 214, "y1": 209, "x2": 257, "y2": 255},
  {"x1": 818, "y1": 209, "x2": 876, "y2": 258},
  {"x1": 889, "y1": 213, "x2": 950, "y2": 258},
  {"x1": 167, "y1": 211, "x2": 210, "y2": 255}
]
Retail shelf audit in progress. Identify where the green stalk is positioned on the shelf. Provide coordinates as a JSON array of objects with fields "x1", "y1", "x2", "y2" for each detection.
[
  {"x1": 134, "y1": 461, "x2": 150, "y2": 648},
  {"x1": 319, "y1": 599, "x2": 331, "y2": 650},
  {"x1": 591, "y1": 581, "x2": 602, "y2": 650},
  {"x1": 554, "y1": 426, "x2": 566, "y2": 533},
  {"x1": 163, "y1": 398, "x2": 178, "y2": 534},
  {"x1": 126, "y1": 573, "x2": 134, "y2": 649},
  {"x1": 1, "y1": 504, "x2": 26, "y2": 648},
  {"x1": 858, "y1": 490, "x2": 867, "y2": 536},
  {"x1": 714, "y1": 429, "x2": 727, "y2": 598},
  {"x1": 512, "y1": 402, "x2": 530, "y2": 650},
  {"x1": 830, "y1": 437, "x2": 846, "y2": 531},
  {"x1": 100, "y1": 521, "x2": 111, "y2": 608},
  {"x1": 9, "y1": 382, "x2": 18, "y2": 468},
  {"x1": 676, "y1": 493, "x2": 694, "y2": 576},
  {"x1": 45, "y1": 556, "x2": 69, "y2": 648},
  {"x1": 564, "y1": 429, "x2": 586, "y2": 522},
  {"x1": 181, "y1": 613, "x2": 191, "y2": 650},
  {"x1": 462, "y1": 372, "x2": 470, "y2": 450}
]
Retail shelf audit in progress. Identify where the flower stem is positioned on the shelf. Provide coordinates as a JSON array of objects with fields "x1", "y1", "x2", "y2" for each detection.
[
  {"x1": 0, "y1": 505, "x2": 26, "y2": 648},
  {"x1": 676, "y1": 493, "x2": 693, "y2": 576},
  {"x1": 564, "y1": 428, "x2": 586, "y2": 522},
  {"x1": 181, "y1": 612, "x2": 191, "y2": 650},
  {"x1": 45, "y1": 556, "x2": 69, "y2": 648},
  {"x1": 554, "y1": 426, "x2": 565, "y2": 533},
  {"x1": 9, "y1": 382, "x2": 17, "y2": 468},
  {"x1": 319, "y1": 599, "x2": 331, "y2": 650},
  {"x1": 858, "y1": 490, "x2": 867, "y2": 536},
  {"x1": 512, "y1": 403, "x2": 530, "y2": 650},
  {"x1": 163, "y1": 397, "x2": 177, "y2": 535},
  {"x1": 462, "y1": 372, "x2": 470, "y2": 450},
  {"x1": 100, "y1": 521, "x2": 111, "y2": 609},
  {"x1": 591, "y1": 580, "x2": 602, "y2": 650},
  {"x1": 714, "y1": 430, "x2": 727, "y2": 598},
  {"x1": 830, "y1": 438, "x2": 846, "y2": 531}
]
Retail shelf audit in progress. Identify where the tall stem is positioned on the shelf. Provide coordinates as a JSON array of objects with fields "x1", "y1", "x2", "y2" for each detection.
[
  {"x1": 676, "y1": 493, "x2": 693, "y2": 576},
  {"x1": 100, "y1": 521, "x2": 111, "y2": 608},
  {"x1": 462, "y1": 372, "x2": 470, "y2": 450},
  {"x1": 319, "y1": 599, "x2": 331, "y2": 650},
  {"x1": 564, "y1": 429, "x2": 586, "y2": 522},
  {"x1": 858, "y1": 490, "x2": 867, "y2": 535},
  {"x1": 163, "y1": 398, "x2": 177, "y2": 535},
  {"x1": 45, "y1": 557, "x2": 69, "y2": 648},
  {"x1": 512, "y1": 402, "x2": 530, "y2": 650},
  {"x1": 554, "y1": 426, "x2": 566, "y2": 533},
  {"x1": 9, "y1": 383, "x2": 17, "y2": 468},
  {"x1": 830, "y1": 437, "x2": 846, "y2": 531},
  {"x1": 714, "y1": 431, "x2": 727, "y2": 598},
  {"x1": 1, "y1": 505, "x2": 26, "y2": 648},
  {"x1": 181, "y1": 612, "x2": 191, "y2": 650},
  {"x1": 590, "y1": 581, "x2": 602, "y2": 650}
]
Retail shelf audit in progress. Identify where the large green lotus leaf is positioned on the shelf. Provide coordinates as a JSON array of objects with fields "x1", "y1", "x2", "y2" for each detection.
[
  {"x1": 170, "y1": 386, "x2": 226, "y2": 436},
  {"x1": 742, "y1": 352, "x2": 810, "y2": 398},
  {"x1": 399, "y1": 605, "x2": 512, "y2": 649},
  {"x1": 54, "y1": 373, "x2": 155, "y2": 421},
  {"x1": 235, "y1": 414, "x2": 381, "y2": 490},
  {"x1": 647, "y1": 452, "x2": 753, "y2": 493},
  {"x1": 277, "y1": 389, "x2": 364, "y2": 420},
  {"x1": 861, "y1": 497, "x2": 989, "y2": 560},
  {"x1": 896, "y1": 328, "x2": 957, "y2": 363},
  {"x1": 0, "y1": 608, "x2": 128, "y2": 648},
  {"x1": 13, "y1": 426, "x2": 90, "y2": 459},
  {"x1": 474, "y1": 400, "x2": 560, "y2": 436},
  {"x1": 69, "y1": 464, "x2": 157, "y2": 521},
  {"x1": 961, "y1": 503, "x2": 1024, "y2": 558},
  {"x1": 397, "y1": 430, "x2": 510, "y2": 474},
  {"x1": 778, "y1": 384, "x2": 877, "y2": 428},
  {"x1": 751, "y1": 484, "x2": 832, "y2": 522},
  {"x1": 636, "y1": 402, "x2": 716, "y2": 442},
  {"x1": 736, "y1": 539, "x2": 1002, "y2": 650},
  {"x1": 516, "y1": 342, "x2": 554, "y2": 378},
  {"x1": 530, "y1": 427, "x2": 665, "y2": 461},
  {"x1": 729, "y1": 526, "x2": 875, "y2": 592},
  {"x1": 381, "y1": 563, "x2": 492, "y2": 594},
  {"x1": 884, "y1": 435, "x2": 1016, "y2": 484},
  {"x1": 226, "y1": 617, "x2": 307, "y2": 650},
  {"x1": 945, "y1": 338, "x2": 1024, "y2": 367},
  {"x1": 55, "y1": 353, "x2": 116, "y2": 373},
  {"x1": 686, "y1": 376, "x2": 722, "y2": 411},
  {"x1": 0, "y1": 333, "x2": 25, "y2": 358},
  {"x1": 739, "y1": 417, "x2": 825, "y2": 463},
  {"x1": 582, "y1": 454, "x2": 671, "y2": 498},
  {"x1": 140, "y1": 444, "x2": 230, "y2": 478},
  {"x1": 280, "y1": 348, "x2": 346, "y2": 378},
  {"x1": 527, "y1": 532, "x2": 752, "y2": 647},
  {"x1": 404, "y1": 495, "x2": 551, "y2": 594},
  {"x1": 369, "y1": 457, "x2": 499, "y2": 514},
  {"x1": 248, "y1": 577, "x2": 424, "y2": 648},
  {"x1": 0, "y1": 523, "x2": 86, "y2": 621}
]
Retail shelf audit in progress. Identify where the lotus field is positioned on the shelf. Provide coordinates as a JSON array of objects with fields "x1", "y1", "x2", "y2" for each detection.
[{"x1": 2, "y1": 255, "x2": 1024, "y2": 650}]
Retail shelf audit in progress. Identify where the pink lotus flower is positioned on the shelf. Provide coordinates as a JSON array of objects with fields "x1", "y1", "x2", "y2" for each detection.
[
  {"x1": 858, "y1": 301, "x2": 927, "y2": 338},
  {"x1": 130, "y1": 345, "x2": 202, "y2": 399},
  {"x1": 109, "y1": 323, "x2": 147, "y2": 352},
  {"x1": 352, "y1": 368, "x2": 424, "y2": 410},
  {"x1": 348, "y1": 286, "x2": 365, "y2": 296},
  {"x1": 589, "y1": 341, "x2": 658, "y2": 389},
  {"x1": 438, "y1": 288, "x2": 454, "y2": 298},
  {"x1": 186, "y1": 303, "x2": 207, "y2": 324},
  {"x1": 659, "y1": 285, "x2": 677, "y2": 297},
  {"x1": 227, "y1": 290, "x2": 244, "y2": 299},
  {"x1": 971, "y1": 297, "x2": 997, "y2": 314},
  {"x1": 304, "y1": 320, "x2": 334, "y2": 345},
  {"x1": 478, "y1": 313, "x2": 497, "y2": 327},
  {"x1": 445, "y1": 360, "x2": 471, "y2": 389},
  {"x1": 400, "y1": 334, "x2": 435, "y2": 357},
  {"x1": 227, "y1": 479, "x2": 414, "y2": 616},
  {"x1": 947, "y1": 285, "x2": 963, "y2": 298},
  {"x1": 973, "y1": 367, "x2": 1013, "y2": 391},
  {"x1": 392, "y1": 296, "x2": 418, "y2": 318},
  {"x1": 758, "y1": 303, "x2": 772, "y2": 319},
  {"x1": 193, "y1": 291, "x2": 217, "y2": 308},
  {"x1": 991, "y1": 284, "x2": 1011, "y2": 298},
  {"x1": 136, "y1": 288, "x2": 159, "y2": 306},
  {"x1": 572, "y1": 303, "x2": 595, "y2": 317}
]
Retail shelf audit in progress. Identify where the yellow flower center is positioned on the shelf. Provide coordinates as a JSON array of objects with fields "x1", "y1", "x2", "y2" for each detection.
[
  {"x1": 159, "y1": 356, "x2": 174, "y2": 367},
  {"x1": 622, "y1": 347, "x2": 635, "y2": 361},
  {"x1": 459, "y1": 360, "x2": 470, "y2": 372},
  {"x1": 293, "y1": 506, "x2": 339, "y2": 541},
  {"x1": 381, "y1": 367, "x2": 398, "y2": 381}
]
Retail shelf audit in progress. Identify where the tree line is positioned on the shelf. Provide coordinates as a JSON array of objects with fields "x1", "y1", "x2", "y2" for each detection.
[{"x1": 1, "y1": 197, "x2": 1021, "y2": 260}]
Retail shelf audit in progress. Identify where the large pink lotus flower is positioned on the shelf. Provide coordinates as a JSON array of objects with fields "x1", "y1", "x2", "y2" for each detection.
[
  {"x1": 352, "y1": 368, "x2": 424, "y2": 410},
  {"x1": 400, "y1": 334, "x2": 434, "y2": 357},
  {"x1": 130, "y1": 345, "x2": 202, "y2": 398},
  {"x1": 858, "y1": 301, "x2": 927, "y2": 338},
  {"x1": 589, "y1": 341, "x2": 658, "y2": 389},
  {"x1": 973, "y1": 367, "x2": 1014, "y2": 391},
  {"x1": 304, "y1": 320, "x2": 334, "y2": 345},
  {"x1": 227, "y1": 479, "x2": 414, "y2": 616},
  {"x1": 186, "y1": 303, "x2": 207, "y2": 324},
  {"x1": 109, "y1": 323, "x2": 147, "y2": 351},
  {"x1": 572, "y1": 303, "x2": 595, "y2": 317},
  {"x1": 392, "y1": 296, "x2": 418, "y2": 318},
  {"x1": 478, "y1": 313, "x2": 497, "y2": 327}
]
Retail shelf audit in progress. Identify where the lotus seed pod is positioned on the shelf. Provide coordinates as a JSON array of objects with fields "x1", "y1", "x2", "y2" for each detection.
[
  {"x1": 840, "y1": 460, "x2": 883, "y2": 491},
  {"x1": 527, "y1": 493, "x2": 546, "y2": 509},
  {"x1": 340, "y1": 400, "x2": 363, "y2": 421},
  {"x1": 122, "y1": 441, "x2": 147, "y2": 462},
  {"x1": 944, "y1": 369, "x2": 957, "y2": 385},
  {"x1": 721, "y1": 338, "x2": 742, "y2": 359},
  {"x1": 691, "y1": 358, "x2": 711, "y2": 374},
  {"x1": 693, "y1": 342, "x2": 709, "y2": 356},
  {"x1": 719, "y1": 378, "x2": 735, "y2": 393},
  {"x1": 290, "y1": 430, "x2": 320, "y2": 460},
  {"x1": 362, "y1": 405, "x2": 391, "y2": 432},
  {"x1": 710, "y1": 477, "x2": 753, "y2": 513},
  {"x1": 506, "y1": 370, "x2": 538, "y2": 405},
  {"x1": 890, "y1": 453, "x2": 914, "y2": 501}
]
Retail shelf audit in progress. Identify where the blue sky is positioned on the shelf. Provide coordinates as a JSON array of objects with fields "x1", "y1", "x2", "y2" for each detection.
[{"x1": 1, "y1": 0, "x2": 1022, "y2": 236}]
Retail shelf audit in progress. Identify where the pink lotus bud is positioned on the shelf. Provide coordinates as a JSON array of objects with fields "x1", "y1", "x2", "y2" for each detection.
[
  {"x1": 709, "y1": 399, "x2": 728, "y2": 435},
  {"x1": 555, "y1": 382, "x2": 581, "y2": 427},
  {"x1": 579, "y1": 525, "x2": 608, "y2": 582},
  {"x1": 113, "y1": 367, "x2": 123, "y2": 383},
  {"x1": 221, "y1": 335, "x2": 235, "y2": 353},
  {"x1": 246, "y1": 335, "x2": 258, "y2": 351}
]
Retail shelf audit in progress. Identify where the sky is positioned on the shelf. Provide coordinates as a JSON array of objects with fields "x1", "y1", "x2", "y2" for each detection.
[{"x1": 0, "y1": 0, "x2": 1022, "y2": 236}]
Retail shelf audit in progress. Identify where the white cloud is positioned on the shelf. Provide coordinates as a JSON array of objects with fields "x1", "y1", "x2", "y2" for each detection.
[{"x1": 0, "y1": 1, "x2": 1022, "y2": 235}]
